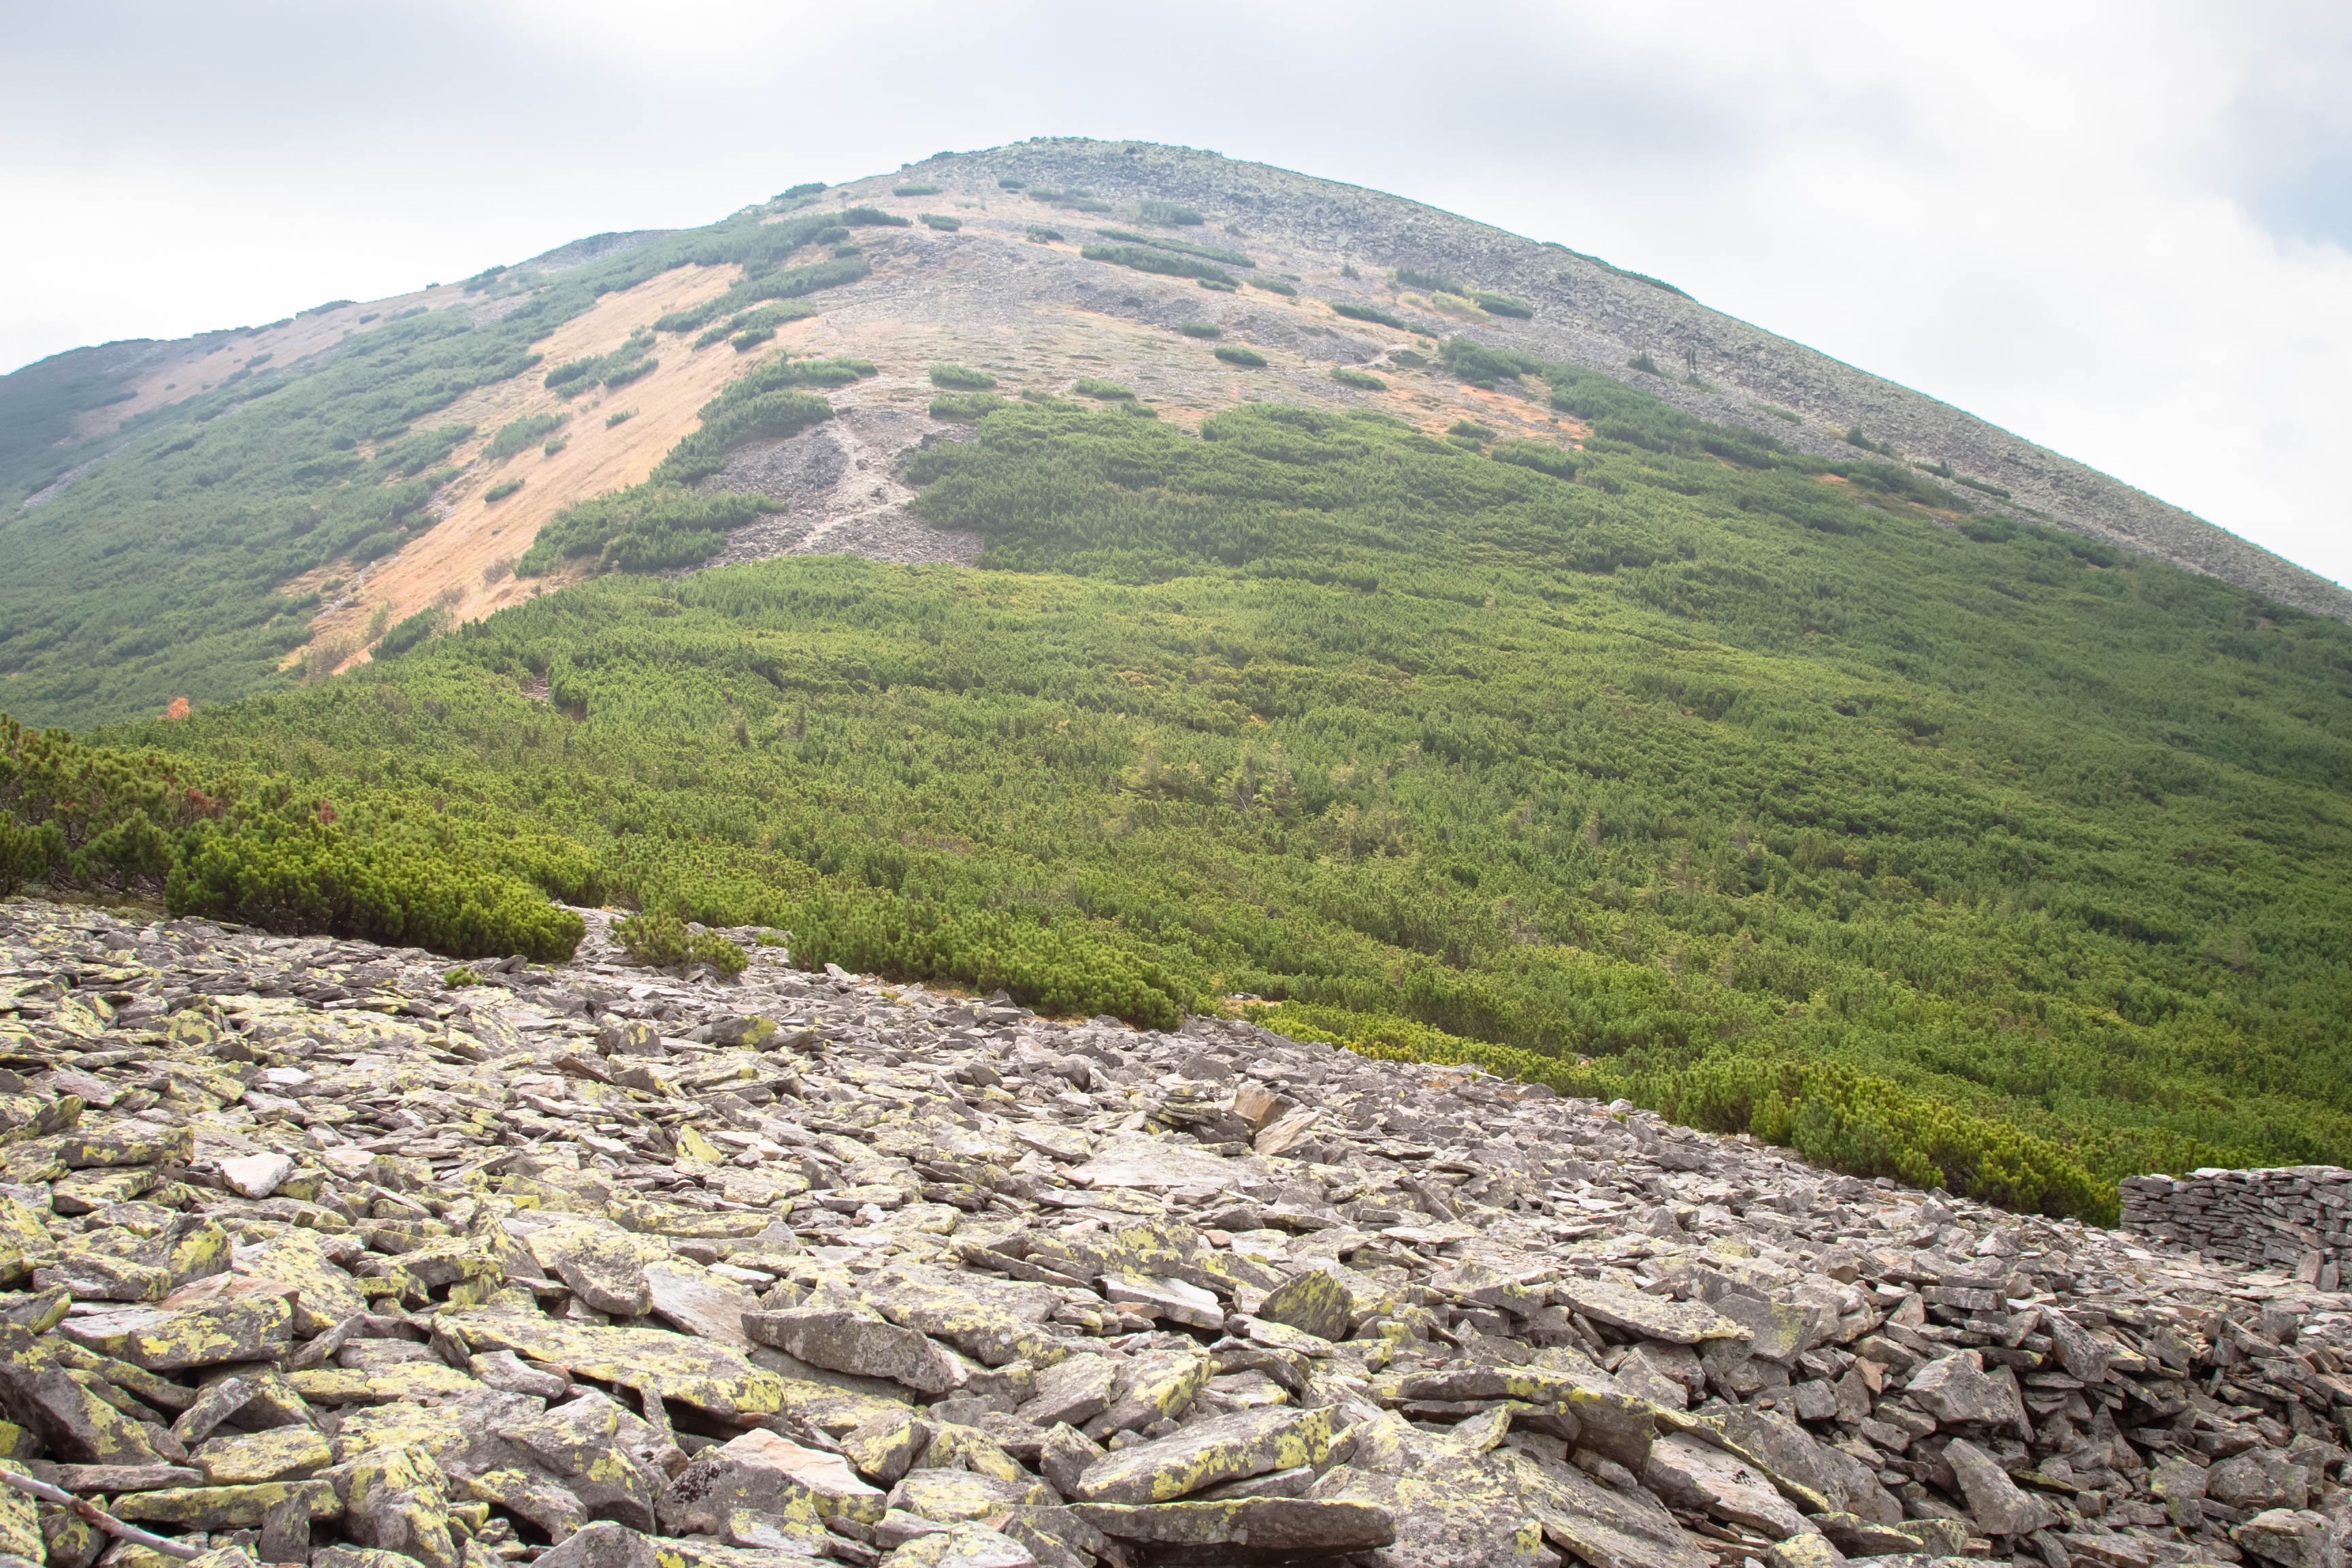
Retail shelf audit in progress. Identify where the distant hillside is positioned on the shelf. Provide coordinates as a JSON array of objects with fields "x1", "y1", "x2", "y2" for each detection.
[{"x1": 3, "y1": 138, "x2": 2345, "y2": 732}]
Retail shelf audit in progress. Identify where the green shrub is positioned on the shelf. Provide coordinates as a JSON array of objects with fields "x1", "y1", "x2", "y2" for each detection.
[
  {"x1": 601, "y1": 357, "x2": 657, "y2": 389},
  {"x1": 1079, "y1": 244, "x2": 1237, "y2": 288},
  {"x1": 894, "y1": 183, "x2": 942, "y2": 196},
  {"x1": 1448, "y1": 419, "x2": 1494, "y2": 440},
  {"x1": 1956, "y1": 474, "x2": 2012, "y2": 499},
  {"x1": 1178, "y1": 322, "x2": 1223, "y2": 339},
  {"x1": 1092, "y1": 230, "x2": 1253, "y2": 268},
  {"x1": 442, "y1": 966, "x2": 485, "y2": 987},
  {"x1": 169, "y1": 815, "x2": 585, "y2": 962},
  {"x1": 1393, "y1": 266, "x2": 1458, "y2": 293},
  {"x1": 517, "y1": 484, "x2": 781, "y2": 575},
  {"x1": 998, "y1": 178, "x2": 1026, "y2": 189},
  {"x1": 1330, "y1": 301, "x2": 1409, "y2": 330},
  {"x1": 487, "y1": 413, "x2": 566, "y2": 459},
  {"x1": 929, "y1": 393, "x2": 1009, "y2": 421},
  {"x1": 1026, "y1": 227, "x2": 1064, "y2": 244},
  {"x1": 1250, "y1": 279, "x2": 1298, "y2": 297},
  {"x1": 374, "y1": 606, "x2": 444, "y2": 658},
  {"x1": 732, "y1": 330, "x2": 776, "y2": 352},
  {"x1": 612, "y1": 910, "x2": 747, "y2": 974},
  {"x1": 813, "y1": 226, "x2": 849, "y2": 244},
  {"x1": 1490, "y1": 439, "x2": 1577, "y2": 478},
  {"x1": 839, "y1": 208, "x2": 911, "y2": 228},
  {"x1": 1330, "y1": 367, "x2": 1386, "y2": 391},
  {"x1": 1756, "y1": 405, "x2": 1801, "y2": 423},
  {"x1": 1071, "y1": 378, "x2": 1134, "y2": 400},
  {"x1": 919, "y1": 214, "x2": 961, "y2": 231},
  {"x1": 780, "y1": 182, "x2": 826, "y2": 199},
  {"x1": 1213, "y1": 345, "x2": 1267, "y2": 368},
  {"x1": 1198, "y1": 278, "x2": 1237, "y2": 293},
  {"x1": 485, "y1": 479, "x2": 523, "y2": 503},
  {"x1": 1465, "y1": 288, "x2": 1533, "y2": 318},
  {"x1": 696, "y1": 301, "x2": 819, "y2": 349},
  {"x1": 606, "y1": 408, "x2": 636, "y2": 428},
  {"x1": 930, "y1": 363, "x2": 998, "y2": 391},
  {"x1": 1138, "y1": 201, "x2": 1205, "y2": 226},
  {"x1": 544, "y1": 437, "x2": 568, "y2": 457},
  {"x1": 1628, "y1": 352, "x2": 1663, "y2": 375},
  {"x1": 0, "y1": 811, "x2": 54, "y2": 897},
  {"x1": 653, "y1": 356, "x2": 870, "y2": 486}
]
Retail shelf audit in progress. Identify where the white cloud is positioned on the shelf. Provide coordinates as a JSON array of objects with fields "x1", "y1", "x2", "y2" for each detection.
[{"x1": 4, "y1": 0, "x2": 2345, "y2": 586}]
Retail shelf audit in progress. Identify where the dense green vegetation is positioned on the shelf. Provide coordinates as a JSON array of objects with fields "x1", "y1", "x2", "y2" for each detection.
[
  {"x1": 920, "y1": 214, "x2": 962, "y2": 232},
  {"x1": 1137, "y1": 201, "x2": 1205, "y2": 227},
  {"x1": 1330, "y1": 368, "x2": 1387, "y2": 391},
  {"x1": 0, "y1": 715, "x2": 591, "y2": 958},
  {"x1": 930, "y1": 393, "x2": 1010, "y2": 422},
  {"x1": 1081, "y1": 245, "x2": 1238, "y2": 289},
  {"x1": 1179, "y1": 323, "x2": 1223, "y2": 339},
  {"x1": 516, "y1": 487, "x2": 781, "y2": 577},
  {"x1": 0, "y1": 203, "x2": 868, "y2": 725},
  {"x1": 1213, "y1": 346, "x2": 1267, "y2": 368},
  {"x1": 67, "y1": 363, "x2": 2350, "y2": 1221}
]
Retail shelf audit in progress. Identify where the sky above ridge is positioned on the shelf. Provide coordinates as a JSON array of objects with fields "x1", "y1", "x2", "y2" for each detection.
[{"x1": 6, "y1": 0, "x2": 2348, "y2": 588}]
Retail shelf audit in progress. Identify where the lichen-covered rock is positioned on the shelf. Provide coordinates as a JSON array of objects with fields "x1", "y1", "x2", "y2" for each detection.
[
  {"x1": 0, "y1": 894, "x2": 2333, "y2": 1568},
  {"x1": 657, "y1": 1427, "x2": 885, "y2": 1532},
  {"x1": 1067, "y1": 1404, "x2": 1329, "y2": 1504}
]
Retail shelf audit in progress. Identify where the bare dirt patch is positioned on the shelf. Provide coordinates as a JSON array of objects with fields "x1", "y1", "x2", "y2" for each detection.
[{"x1": 309, "y1": 264, "x2": 756, "y2": 664}]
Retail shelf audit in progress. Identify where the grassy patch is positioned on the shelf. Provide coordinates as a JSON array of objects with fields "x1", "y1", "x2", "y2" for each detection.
[
  {"x1": 930, "y1": 364, "x2": 998, "y2": 391},
  {"x1": 484, "y1": 479, "x2": 523, "y2": 503},
  {"x1": 1178, "y1": 323, "x2": 1223, "y2": 339},
  {"x1": 1072, "y1": 378, "x2": 1135, "y2": 400},
  {"x1": 1213, "y1": 345, "x2": 1267, "y2": 368},
  {"x1": 1330, "y1": 367, "x2": 1386, "y2": 391}
]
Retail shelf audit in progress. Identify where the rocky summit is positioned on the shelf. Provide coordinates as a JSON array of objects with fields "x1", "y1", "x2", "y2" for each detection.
[{"x1": 0, "y1": 896, "x2": 2347, "y2": 1568}]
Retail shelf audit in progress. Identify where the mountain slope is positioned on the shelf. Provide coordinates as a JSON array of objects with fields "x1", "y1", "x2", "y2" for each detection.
[
  {"x1": 3, "y1": 138, "x2": 2345, "y2": 732},
  {"x1": 3, "y1": 140, "x2": 2350, "y2": 1220}
]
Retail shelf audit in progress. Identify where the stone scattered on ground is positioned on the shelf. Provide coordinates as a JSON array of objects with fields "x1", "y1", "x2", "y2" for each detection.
[{"x1": 0, "y1": 894, "x2": 2347, "y2": 1568}]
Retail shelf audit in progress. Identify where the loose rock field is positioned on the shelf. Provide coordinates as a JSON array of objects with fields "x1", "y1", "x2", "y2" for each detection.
[{"x1": 0, "y1": 896, "x2": 2345, "y2": 1568}]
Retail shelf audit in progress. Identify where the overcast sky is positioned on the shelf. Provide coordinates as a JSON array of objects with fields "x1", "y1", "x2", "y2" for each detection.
[{"x1": 8, "y1": 0, "x2": 2347, "y2": 588}]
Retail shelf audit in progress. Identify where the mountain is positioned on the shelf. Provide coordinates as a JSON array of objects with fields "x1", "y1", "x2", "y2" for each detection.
[{"x1": 3, "y1": 138, "x2": 2350, "y2": 1221}]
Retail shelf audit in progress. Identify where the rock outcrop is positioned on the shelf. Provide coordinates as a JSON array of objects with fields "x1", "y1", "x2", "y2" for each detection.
[{"x1": 3, "y1": 893, "x2": 2349, "y2": 1568}]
